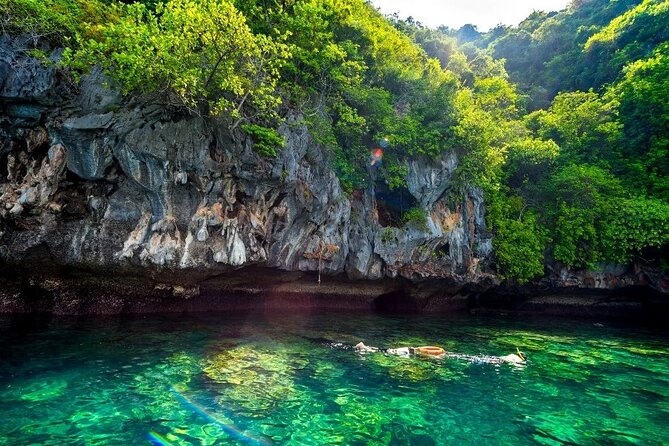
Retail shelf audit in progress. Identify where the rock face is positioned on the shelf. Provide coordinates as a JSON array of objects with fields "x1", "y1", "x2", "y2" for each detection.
[
  {"x1": 0, "y1": 37, "x2": 666, "y2": 314},
  {"x1": 0, "y1": 38, "x2": 491, "y2": 286}
]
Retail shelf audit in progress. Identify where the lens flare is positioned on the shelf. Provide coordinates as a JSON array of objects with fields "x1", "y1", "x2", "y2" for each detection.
[
  {"x1": 370, "y1": 148, "x2": 383, "y2": 166},
  {"x1": 147, "y1": 431, "x2": 174, "y2": 446},
  {"x1": 170, "y1": 387, "x2": 271, "y2": 446}
]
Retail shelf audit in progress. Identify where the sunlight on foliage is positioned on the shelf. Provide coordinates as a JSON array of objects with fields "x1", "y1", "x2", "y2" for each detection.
[
  {"x1": 64, "y1": 0, "x2": 290, "y2": 125},
  {"x1": 3, "y1": 0, "x2": 668, "y2": 281}
]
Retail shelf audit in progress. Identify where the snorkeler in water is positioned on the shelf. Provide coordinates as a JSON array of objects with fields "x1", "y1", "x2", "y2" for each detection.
[
  {"x1": 351, "y1": 342, "x2": 527, "y2": 365},
  {"x1": 353, "y1": 342, "x2": 445, "y2": 357},
  {"x1": 500, "y1": 348, "x2": 527, "y2": 364}
]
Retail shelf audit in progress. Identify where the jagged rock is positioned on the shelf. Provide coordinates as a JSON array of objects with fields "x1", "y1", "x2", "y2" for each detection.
[
  {"x1": 407, "y1": 152, "x2": 458, "y2": 208},
  {"x1": 1, "y1": 34, "x2": 666, "y2": 305},
  {"x1": 0, "y1": 36, "x2": 56, "y2": 104},
  {"x1": 196, "y1": 223, "x2": 209, "y2": 242},
  {"x1": 76, "y1": 66, "x2": 121, "y2": 113},
  {"x1": 18, "y1": 186, "x2": 37, "y2": 206},
  {"x1": 119, "y1": 212, "x2": 152, "y2": 259},
  {"x1": 9, "y1": 202, "x2": 23, "y2": 216},
  {"x1": 220, "y1": 219, "x2": 247, "y2": 266}
]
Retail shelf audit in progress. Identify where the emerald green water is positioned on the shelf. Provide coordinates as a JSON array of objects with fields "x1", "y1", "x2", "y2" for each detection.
[{"x1": 1, "y1": 312, "x2": 668, "y2": 445}]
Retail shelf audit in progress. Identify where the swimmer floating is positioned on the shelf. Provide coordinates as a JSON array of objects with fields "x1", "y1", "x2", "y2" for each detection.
[{"x1": 352, "y1": 342, "x2": 527, "y2": 365}]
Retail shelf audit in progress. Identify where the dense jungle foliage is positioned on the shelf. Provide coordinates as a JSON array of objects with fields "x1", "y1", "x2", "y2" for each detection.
[{"x1": 2, "y1": 0, "x2": 668, "y2": 283}]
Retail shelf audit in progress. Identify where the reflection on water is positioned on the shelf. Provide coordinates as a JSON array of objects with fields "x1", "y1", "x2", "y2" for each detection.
[{"x1": 0, "y1": 311, "x2": 668, "y2": 445}]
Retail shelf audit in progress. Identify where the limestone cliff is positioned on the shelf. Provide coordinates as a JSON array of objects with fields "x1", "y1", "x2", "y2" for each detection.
[
  {"x1": 1, "y1": 36, "x2": 666, "y2": 315},
  {"x1": 0, "y1": 37, "x2": 490, "y2": 284}
]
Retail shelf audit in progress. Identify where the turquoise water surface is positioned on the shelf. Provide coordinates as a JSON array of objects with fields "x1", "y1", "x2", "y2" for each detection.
[{"x1": 1, "y1": 311, "x2": 668, "y2": 445}]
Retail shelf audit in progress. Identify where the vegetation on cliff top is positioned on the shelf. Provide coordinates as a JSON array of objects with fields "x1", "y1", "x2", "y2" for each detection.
[{"x1": 3, "y1": 0, "x2": 668, "y2": 283}]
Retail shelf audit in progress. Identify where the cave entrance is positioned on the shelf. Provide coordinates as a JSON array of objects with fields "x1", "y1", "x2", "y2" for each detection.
[
  {"x1": 437, "y1": 242, "x2": 450, "y2": 258},
  {"x1": 374, "y1": 180, "x2": 417, "y2": 227}
]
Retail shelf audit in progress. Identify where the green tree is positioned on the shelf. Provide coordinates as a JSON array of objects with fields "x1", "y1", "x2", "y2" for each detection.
[
  {"x1": 610, "y1": 43, "x2": 669, "y2": 199},
  {"x1": 0, "y1": 0, "x2": 108, "y2": 45},
  {"x1": 601, "y1": 197, "x2": 669, "y2": 262},
  {"x1": 541, "y1": 164, "x2": 624, "y2": 267},
  {"x1": 585, "y1": 0, "x2": 669, "y2": 83},
  {"x1": 455, "y1": 75, "x2": 524, "y2": 191},
  {"x1": 504, "y1": 137, "x2": 559, "y2": 193},
  {"x1": 487, "y1": 191, "x2": 547, "y2": 283},
  {"x1": 525, "y1": 91, "x2": 622, "y2": 169},
  {"x1": 65, "y1": 0, "x2": 290, "y2": 126}
]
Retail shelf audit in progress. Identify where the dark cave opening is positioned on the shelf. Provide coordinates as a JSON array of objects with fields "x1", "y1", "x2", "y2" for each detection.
[{"x1": 374, "y1": 180, "x2": 418, "y2": 228}]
